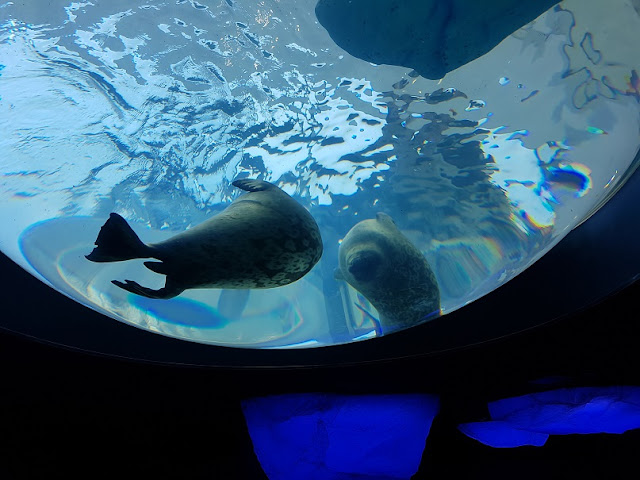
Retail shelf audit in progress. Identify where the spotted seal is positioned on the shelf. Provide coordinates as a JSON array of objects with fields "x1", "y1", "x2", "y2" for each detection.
[
  {"x1": 86, "y1": 179, "x2": 323, "y2": 299},
  {"x1": 335, "y1": 212, "x2": 440, "y2": 333}
]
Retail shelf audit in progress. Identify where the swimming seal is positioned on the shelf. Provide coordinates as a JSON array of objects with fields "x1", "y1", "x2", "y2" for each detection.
[
  {"x1": 86, "y1": 179, "x2": 323, "y2": 299},
  {"x1": 335, "y1": 212, "x2": 440, "y2": 333}
]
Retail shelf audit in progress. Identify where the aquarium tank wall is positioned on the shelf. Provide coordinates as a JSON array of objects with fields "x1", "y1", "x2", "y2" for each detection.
[{"x1": 0, "y1": 0, "x2": 639, "y2": 349}]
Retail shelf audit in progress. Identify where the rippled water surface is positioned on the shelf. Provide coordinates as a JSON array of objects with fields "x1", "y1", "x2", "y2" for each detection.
[{"x1": 1, "y1": 0, "x2": 639, "y2": 348}]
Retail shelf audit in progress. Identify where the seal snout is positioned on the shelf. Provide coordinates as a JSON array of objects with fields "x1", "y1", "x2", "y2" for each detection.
[{"x1": 347, "y1": 250, "x2": 383, "y2": 282}]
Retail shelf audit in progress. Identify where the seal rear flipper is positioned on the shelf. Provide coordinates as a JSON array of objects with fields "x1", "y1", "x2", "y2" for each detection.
[
  {"x1": 86, "y1": 213, "x2": 153, "y2": 263},
  {"x1": 111, "y1": 279, "x2": 184, "y2": 299},
  {"x1": 232, "y1": 178, "x2": 274, "y2": 192}
]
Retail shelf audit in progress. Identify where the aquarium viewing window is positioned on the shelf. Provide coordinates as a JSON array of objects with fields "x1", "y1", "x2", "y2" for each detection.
[{"x1": 0, "y1": 0, "x2": 639, "y2": 349}]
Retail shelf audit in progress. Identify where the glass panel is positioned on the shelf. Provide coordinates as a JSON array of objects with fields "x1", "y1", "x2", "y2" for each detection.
[{"x1": 1, "y1": 0, "x2": 639, "y2": 348}]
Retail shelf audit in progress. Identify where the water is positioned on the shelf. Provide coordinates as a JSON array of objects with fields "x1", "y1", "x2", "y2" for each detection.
[{"x1": 0, "y1": 0, "x2": 639, "y2": 348}]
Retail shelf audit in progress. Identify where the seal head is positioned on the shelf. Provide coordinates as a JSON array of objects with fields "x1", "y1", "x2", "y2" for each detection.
[{"x1": 336, "y1": 212, "x2": 440, "y2": 333}]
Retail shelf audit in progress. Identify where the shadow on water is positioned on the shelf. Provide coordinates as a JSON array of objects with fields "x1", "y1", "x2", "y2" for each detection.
[{"x1": 131, "y1": 295, "x2": 229, "y2": 329}]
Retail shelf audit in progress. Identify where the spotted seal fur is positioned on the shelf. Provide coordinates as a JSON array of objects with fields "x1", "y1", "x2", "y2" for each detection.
[
  {"x1": 86, "y1": 179, "x2": 323, "y2": 299},
  {"x1": 335, "y1": 212, "x2": 440, "y2": 332}
]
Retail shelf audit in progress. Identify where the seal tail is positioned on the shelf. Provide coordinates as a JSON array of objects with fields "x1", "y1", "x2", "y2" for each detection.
[{"x1": 86, "y1": 213, "x2": 153, "y2": 263}]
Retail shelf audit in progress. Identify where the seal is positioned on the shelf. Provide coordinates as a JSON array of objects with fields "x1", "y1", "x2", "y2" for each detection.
[
  {"x1": 316, "y1": 0, "x2": 558, "y2": 80},
  {"x1": 86, "y1": 179, "x2": 323, "y2": 299},
  {"x1": 335, "y1": 212, "x2": 440, "y2": 333}
]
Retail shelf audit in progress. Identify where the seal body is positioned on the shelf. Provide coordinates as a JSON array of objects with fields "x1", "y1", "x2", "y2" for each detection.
[
  {"x1": 86, "y1": 179, "x2": 323, "y2": 299},
  {"x1": 336, "y1": 213, "x2": 440, "y2": 332},
  {"x1": 316, "y1": 0, "x2": 558, "y2": 80}
]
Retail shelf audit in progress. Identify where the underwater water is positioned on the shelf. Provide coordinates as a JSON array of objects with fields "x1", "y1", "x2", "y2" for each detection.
[{"x1": 0, "y1": 0, "x2": 638, "y2": 348}]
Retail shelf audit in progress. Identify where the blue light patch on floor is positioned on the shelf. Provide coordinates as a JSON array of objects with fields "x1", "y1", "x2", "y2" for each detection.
[
  {"x1": 459, "y1": 421, "x2": 549, "y2": 448},
  {"x1": 241, "y1": 393, "x2": 439, "y2": 480},
  {"x1": 459, "y1": 386, "x2": 640, "y2": 448}
]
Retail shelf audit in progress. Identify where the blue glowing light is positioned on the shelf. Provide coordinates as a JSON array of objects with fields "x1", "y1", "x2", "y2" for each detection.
[
  {"x1": 459, "y1": 386, "x2": 640, "y2": 448},
  {"x1": 242, "y1": 393, "x2": 440, "y2": 480}
]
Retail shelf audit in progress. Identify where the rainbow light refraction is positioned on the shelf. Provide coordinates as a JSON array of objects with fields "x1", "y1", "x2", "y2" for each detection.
[{"x1": 482, "y1": 128, "x2": 593, "y2": 232}]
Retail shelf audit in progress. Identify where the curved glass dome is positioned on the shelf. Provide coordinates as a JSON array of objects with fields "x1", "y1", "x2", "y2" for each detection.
[{"x1": 1, "y1": 0, "x2": 639, "y2": 349}]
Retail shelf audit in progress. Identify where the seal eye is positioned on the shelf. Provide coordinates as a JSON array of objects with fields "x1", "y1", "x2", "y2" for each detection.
[{"x1": 348, "y1": 251, "x2": 382, "y2": 282}]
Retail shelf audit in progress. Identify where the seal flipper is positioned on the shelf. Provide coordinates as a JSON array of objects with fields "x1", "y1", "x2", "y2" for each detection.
[
  {"x1": 86, "y1": 213, "x2": 153, "y2": 263},
  {"x1": 144, "y1": 261, "x2": 169, "y2": 275},
  {"x1": 111, "y1": 279, "x2": 184, "y2": 299},
  {"x1": 232, "y1": 178, "x2": 275, "y2": 192}
]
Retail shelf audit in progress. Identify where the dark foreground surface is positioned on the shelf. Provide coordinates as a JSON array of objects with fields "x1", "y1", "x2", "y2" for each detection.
[{"x1": 1, "y1": 277, "x2": 639, "y2": 478}]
